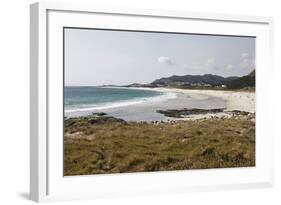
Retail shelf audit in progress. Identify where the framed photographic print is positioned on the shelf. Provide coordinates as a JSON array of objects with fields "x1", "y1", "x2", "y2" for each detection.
[{"x1": 30, "y1": 2, "x2": 274, "y2": 202}]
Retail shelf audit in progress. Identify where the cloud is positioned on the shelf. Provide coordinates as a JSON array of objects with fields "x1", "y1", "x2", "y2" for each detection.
[
  {"x1": 226, "y1": 64, "x2": 233, "y2": 70},
  {"x1": 157, "y1": 56, "x2": 176, "y2": 66}
]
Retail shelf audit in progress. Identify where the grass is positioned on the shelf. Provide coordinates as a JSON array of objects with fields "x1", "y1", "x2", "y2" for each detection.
[{"x1": 64, "y1": 116, "x2": 255, "y2": 176}]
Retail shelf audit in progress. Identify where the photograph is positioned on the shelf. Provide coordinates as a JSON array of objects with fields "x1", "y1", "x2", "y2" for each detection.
[{"x1": 63, "y1": 28, "x2": 255, "y2": 176}]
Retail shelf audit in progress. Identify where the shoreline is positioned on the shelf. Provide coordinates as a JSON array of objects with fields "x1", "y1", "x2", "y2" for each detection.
[
  {"x1": 119, "y1": 87, "x2": 255, "y2": 121},
  {"x1": 146, "y1": 87, "x2": 255, "y2": 113},
  {"x1": 65, "y1": 86, "x2": 177, "y2": 114},
  {"x1": 65, "y1": 86, "x2": 255, "y2": 121},
  {"x1": 104, "y1": 86, "x2": 256, "y2": 114}
]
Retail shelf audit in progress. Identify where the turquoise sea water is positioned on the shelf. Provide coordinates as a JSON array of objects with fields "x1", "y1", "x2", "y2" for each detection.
[
  {"x1": 64, "y1": 86, "x2": 226, "y2": 121},
  {"x1": 64, "y1": 86, "x2": 166, "y2": 113}
]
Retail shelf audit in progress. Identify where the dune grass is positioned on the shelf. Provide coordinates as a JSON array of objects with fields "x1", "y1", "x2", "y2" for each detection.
[{"x1": 64, "y1": 116, "x2": 255, "y2": 176}]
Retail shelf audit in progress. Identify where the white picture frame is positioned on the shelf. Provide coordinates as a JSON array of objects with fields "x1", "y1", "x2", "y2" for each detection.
[{"x1": 30, "y1": 2, "x2": 274, "y2": 202}]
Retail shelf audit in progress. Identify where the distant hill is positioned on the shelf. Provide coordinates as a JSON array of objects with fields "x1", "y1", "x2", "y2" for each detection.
[
  {"x1": 150, "y1": 74, "x2": 227, "y2": 86},
  {"x1": 126, "y1": 70, "x2": 255, "y2": 90},
  {"x1": 225, "y1": 70, "x2": 255, "y2": 89},
  {"x1": 225, "y1": 76, "x2": 239, "y2": 82},
  {"x1": 248, "y1": 70, "x2": 255, "y2": 77}
]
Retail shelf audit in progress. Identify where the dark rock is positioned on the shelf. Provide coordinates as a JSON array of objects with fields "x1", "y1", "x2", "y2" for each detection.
[
  {"x1": 227, "y1": 110, "x2": 251, "y2": 116},
  {"x1": 91, "y1": 112, "x2": 107, "y2": 116},
  {"x1": 87, "y1": 116, "x2": 125, "y2": 125},
  {"x1": 157, "y1": 108, "x2": 225, "y2": 118}
]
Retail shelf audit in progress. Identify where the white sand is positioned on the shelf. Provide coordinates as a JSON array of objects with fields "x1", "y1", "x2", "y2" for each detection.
[
  {"x1": 150, "y1": 88, "x2": 255, "y2": 113},
  {"x1": 67, "y1": 86, "x2": 255, "y2": 121}
]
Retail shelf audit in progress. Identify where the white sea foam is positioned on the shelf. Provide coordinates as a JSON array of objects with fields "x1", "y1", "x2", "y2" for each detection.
[{"x1": 65, "y1": 91, "x2": 177, "y2": 113}]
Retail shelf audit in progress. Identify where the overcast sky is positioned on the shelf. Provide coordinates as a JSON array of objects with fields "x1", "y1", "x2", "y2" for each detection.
[{"x1": 64, "y1": 28, "x2": 255, "y2": 86}]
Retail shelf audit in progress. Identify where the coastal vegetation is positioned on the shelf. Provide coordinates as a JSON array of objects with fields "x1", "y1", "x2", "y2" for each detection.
[{"x1": 64, "y1": 112, "x2": 255, "y2": 176}]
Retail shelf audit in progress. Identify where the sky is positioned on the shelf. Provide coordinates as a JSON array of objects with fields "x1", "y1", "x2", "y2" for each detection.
[{"x1": 64, "y1": 28, "x2": 255, "y2": 86}]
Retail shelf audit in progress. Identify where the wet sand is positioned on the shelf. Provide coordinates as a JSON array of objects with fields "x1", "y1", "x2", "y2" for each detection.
[{"x1": 67, "y1": 86, "x2": 254, "y2": 121}]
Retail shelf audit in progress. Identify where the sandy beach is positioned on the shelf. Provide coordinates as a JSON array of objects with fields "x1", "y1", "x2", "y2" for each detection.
[
  {"x1": 152, "y1": 88, "x2": 255, "y2": 113},
  {"x1": 65, "y1": 87, "x2": 255, "y2": 121},
  {"x1": 120, "y1": 87, "x2": 255, "y2": 121}
]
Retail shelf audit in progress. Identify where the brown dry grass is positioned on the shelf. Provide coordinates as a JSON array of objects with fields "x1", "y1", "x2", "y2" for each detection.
[{"x1": 64, "y1": 116, "x2": 255, "y2": 176}]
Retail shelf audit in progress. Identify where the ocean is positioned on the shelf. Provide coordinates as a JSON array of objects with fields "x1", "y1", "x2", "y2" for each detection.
[
  {"x1": 64, "y1": 86, "x2": 226, "y2": 122},
  {"x1": 64, "y1": 86, "x2": 174, "y2": 114}
]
